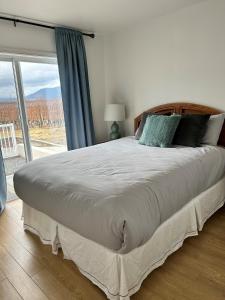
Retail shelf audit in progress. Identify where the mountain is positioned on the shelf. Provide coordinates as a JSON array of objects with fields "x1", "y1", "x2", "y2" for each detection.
[
  {"x1": 0, "y1": 86, "x2": 62, "y2": 102},
  {"x1": 26, "y1": 86, "x2": 62, "y2": 100}
]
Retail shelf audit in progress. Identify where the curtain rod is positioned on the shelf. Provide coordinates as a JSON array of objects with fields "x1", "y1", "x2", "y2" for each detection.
[{"x1": 0, "y1": 15, "x2": 95, "y2": 38}]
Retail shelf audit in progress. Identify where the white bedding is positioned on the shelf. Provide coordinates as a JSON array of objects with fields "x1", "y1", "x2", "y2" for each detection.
[
  {"x1": 15, "y1": 137, "x2": 225, "y2": 254},
  {"x1": 23, "y1": 177, "x2": 225, "y2": 299}
]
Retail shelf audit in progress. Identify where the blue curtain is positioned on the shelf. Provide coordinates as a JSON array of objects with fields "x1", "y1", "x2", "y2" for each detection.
[
  {"x1": 55, "y1": 27, "x2": 95, "y2": 150},
  {"x1": 0, "y1": 148, "x2": 6, "y2": 214}
]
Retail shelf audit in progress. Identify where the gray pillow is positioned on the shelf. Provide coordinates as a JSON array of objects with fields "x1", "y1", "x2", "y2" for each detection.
[
  {"x1": 201, "y1": 113, "x2": 225, "y2": 145},
  {"x1": 135, "y1": 112, "x2": 152, "y2": 140}
]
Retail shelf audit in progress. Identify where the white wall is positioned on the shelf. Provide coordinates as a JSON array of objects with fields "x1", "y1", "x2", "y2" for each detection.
[
  {"x1": 0, "y1": 21, "x2": 107, "y2": 142},
  {"x1": 2, "y1": 0, "x2": 225, "y2": 139},
  {"x1": 104, "y1": 0, "x2": 225, "y2": 135}
]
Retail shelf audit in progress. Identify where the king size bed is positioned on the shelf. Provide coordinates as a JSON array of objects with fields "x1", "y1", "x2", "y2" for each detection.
[{"x1": 14, "y1": 102, "x2": 225, "y2": 299}]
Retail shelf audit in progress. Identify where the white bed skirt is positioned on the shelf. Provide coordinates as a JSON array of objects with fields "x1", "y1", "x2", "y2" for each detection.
[{"x1": 23, "y1": 177, "x2": 225, "y2": 300}]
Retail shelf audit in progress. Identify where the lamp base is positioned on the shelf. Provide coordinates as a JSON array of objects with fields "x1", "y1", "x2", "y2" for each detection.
[{"x1": 110, "y1": 121, "x2": 121, "y2": 140}]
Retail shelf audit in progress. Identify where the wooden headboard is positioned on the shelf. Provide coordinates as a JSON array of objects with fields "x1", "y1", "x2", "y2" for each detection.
[{"x1": 134, "y1": 102, "x2": 225, "y2": 147}]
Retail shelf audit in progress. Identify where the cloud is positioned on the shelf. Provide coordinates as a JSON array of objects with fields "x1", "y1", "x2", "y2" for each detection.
[
  {"x1": 0, "y1": 62, "x2": 17, "y2": 99},
  {"x1": 0, "y1": 61, "x2": 60, "y2": 99},
  {"x1": 20, "y1": 62, "x2": 60, "y2": 95}
]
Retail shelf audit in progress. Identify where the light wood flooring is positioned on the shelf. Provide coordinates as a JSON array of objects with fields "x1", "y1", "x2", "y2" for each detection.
[{"x1": 0, "y1": 200, "x2": 225, "y2": 299}]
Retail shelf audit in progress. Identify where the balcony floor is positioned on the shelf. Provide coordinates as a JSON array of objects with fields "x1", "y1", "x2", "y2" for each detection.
[
  {"x1": 6, "y1": 174, "x2": 17, "y2": 201},
  {"x1": 4, "y1": 156, "x2": 26, "y2": 202},
  {"x1": 4, "y1": 155, "x2": 26, "y2": 176}
]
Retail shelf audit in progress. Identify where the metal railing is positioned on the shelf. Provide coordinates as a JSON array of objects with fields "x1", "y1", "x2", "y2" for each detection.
[{"x1": 0, "y1": 123, "x2": 18, "y2": 158}]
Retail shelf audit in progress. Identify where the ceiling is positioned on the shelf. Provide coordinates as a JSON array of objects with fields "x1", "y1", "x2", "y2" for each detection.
[{"x1": 0, "y1": 0, "x2": 204, "y2": 34}]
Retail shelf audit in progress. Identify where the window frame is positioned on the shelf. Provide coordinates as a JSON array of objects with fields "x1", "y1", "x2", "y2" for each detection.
[{"x1": 0, "y1": 52, "x2": 62, "y2": 162}]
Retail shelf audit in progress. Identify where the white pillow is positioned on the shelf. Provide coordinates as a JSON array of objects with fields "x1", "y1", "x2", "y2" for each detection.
[{"x1": 201, "y1": 113, "x2": 225, "y2": 145}]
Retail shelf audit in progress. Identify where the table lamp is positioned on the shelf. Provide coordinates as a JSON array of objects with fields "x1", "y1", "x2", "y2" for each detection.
[{"x1": 104, "y1": 104, "x2": 125, "y2": 140}]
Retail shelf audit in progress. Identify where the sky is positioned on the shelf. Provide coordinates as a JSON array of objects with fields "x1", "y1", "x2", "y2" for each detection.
[{"x1": 0, "y1": 61, "x2": 60, "y2": 99}]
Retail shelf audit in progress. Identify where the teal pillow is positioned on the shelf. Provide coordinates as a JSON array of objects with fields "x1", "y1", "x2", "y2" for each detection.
[{"x1": 139, "y1": 115, "x2": 181, "y2": 147}]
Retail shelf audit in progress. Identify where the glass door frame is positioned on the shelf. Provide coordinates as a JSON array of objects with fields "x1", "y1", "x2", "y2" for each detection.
[{"x1": 0, "y1": 52, "x2": 59, "y2": 162}]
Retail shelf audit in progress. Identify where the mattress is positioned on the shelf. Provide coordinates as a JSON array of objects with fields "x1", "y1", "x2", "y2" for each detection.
[{"x1": 14, "y1": 137, "x2": 225, "y2": 253}]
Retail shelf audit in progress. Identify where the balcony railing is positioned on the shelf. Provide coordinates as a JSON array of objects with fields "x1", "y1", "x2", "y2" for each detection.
[{"x1": 0, "y1": 123, "x2": 18, "y2": 158}]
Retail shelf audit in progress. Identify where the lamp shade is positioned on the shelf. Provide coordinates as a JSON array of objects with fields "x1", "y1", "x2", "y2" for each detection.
[{"x1": 104, "y1": 104, "x2": 125, "y2": 122}]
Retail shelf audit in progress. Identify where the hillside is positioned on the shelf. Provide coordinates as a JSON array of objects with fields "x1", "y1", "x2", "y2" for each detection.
[
  {"x1": 26, "y1": 87, "x2": 61, "y2": 100},
  {"x1": 0, "y1": 86, "x2": 61, "y2": 102}
]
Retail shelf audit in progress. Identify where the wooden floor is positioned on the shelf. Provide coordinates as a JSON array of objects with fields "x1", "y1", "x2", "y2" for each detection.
[{"x1": 0, "y1": 201, "x2": 225, "y2": 300}]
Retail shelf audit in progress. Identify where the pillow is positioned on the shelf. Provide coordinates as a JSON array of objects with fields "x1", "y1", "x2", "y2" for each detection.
[
  {"x1": 135, "y1": 112, "x2": 152, "y2": 139},
  {"x1": 173, "y1": 114, "x2": 210, "y2": 147},
  {"x1": 139, "y1": 114, "x2": 181, "y2": 147},
  {"x1": 135, "y1": 112, "x2": 173, "y2": 139},
  {"x1": 201, "y1": 113, "x2": 225, "y2": 145}
]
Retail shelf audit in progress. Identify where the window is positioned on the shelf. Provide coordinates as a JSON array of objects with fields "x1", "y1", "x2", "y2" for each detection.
[{"x1": 0, "y1": 54, "x2": 67, "y2": 200}]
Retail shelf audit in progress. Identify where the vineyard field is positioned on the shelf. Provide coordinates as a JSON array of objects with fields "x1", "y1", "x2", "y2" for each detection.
[
  {"x1": 15, "y1": 127, "x2": 66, "y2": 145},
  {"x1": 0, "y1": 98, "x2": 66, "y2": 145}
]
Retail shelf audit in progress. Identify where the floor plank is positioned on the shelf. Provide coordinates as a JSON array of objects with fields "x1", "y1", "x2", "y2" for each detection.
[
  {"x1": 32, "y1": 269, "x2": 80, "y2": 300},
  {"x1": 0, "y1": 246, "x2": 48, "y2": 300},
  {"x1": 2, "y1": 200, "x2": 225, "y2": 300},
  {"x1": 6, "y1": 204, "x2": 23, "y2": 225},
  {"x1": 0, "y1": 279, "x2": 22, "y2": 300},
  {"x1": 167, "y1": 244, "x2": 225, "y2": 290},
  {"x1": 1, "y1": 203, "x2": 105, "y2": 300},
  {"x1": 0, "y1": 268, "x2": 6, "y2": 281},
  {"x1": 0, "y1": 227, "x2": 45, "y2": 277}
]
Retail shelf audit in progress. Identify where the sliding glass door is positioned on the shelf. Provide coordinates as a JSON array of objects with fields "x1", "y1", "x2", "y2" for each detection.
[
  {"x1": 19, "y1": 61, "x2": 66, "y2": 159},
  {"x1": 0, "y1": 60, "x2": 27, "y2": 200},
  {"x1": 0, "y1": 54, "x2": 66, "y2": 200}
]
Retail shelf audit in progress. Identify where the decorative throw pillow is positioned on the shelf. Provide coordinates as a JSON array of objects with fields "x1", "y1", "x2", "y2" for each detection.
[
  {"x1": 201, "y1": 113, "x2": 225, "y2": 145},
  {"x1": 135, "y1": 112, "x2": 152, "y2": 139},
  {"x1": 139, "y1": 115, "x2": 181, "y2": 147},
  {"x1": 173, "y1": 114, "x2": 210, "y2": 147}
]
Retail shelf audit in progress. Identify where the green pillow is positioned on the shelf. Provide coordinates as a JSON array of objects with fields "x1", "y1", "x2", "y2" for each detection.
[{"x1": 139, "y1": 115, "x2": 181, "y2": 147}]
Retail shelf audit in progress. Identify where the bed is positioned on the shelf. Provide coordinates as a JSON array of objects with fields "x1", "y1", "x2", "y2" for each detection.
[{"x1": 14, "y1": 102, "x2": 225, "y2": 299}]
